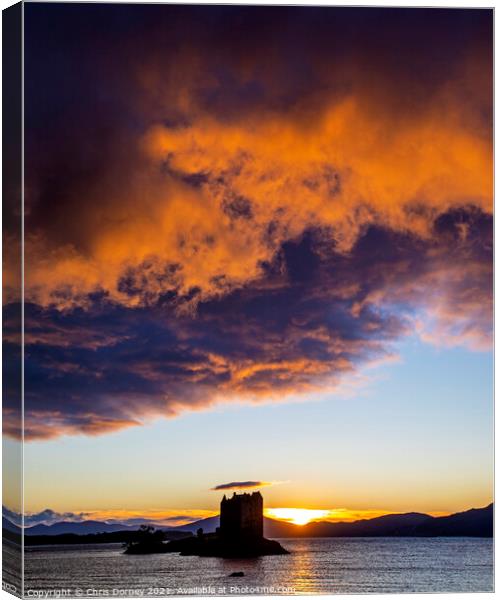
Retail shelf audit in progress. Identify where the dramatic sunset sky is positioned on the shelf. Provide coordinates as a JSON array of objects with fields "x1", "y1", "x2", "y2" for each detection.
[{"x1": 3, "y1": 4, "x2": 492, "y2": 526}]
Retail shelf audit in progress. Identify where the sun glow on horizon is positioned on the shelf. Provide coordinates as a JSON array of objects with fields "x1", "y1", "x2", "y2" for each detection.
[
  {"x1": 264, "y1": 507, "x2": 401, "y2": 525},
  {"x1": 265, "y1": 508, "x2": 333, "y2": 526}
]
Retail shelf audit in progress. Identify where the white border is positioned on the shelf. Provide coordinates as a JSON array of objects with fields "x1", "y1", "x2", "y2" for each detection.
[{"x1": 0, "y1": 3, "x2": 495, "y2": 600}]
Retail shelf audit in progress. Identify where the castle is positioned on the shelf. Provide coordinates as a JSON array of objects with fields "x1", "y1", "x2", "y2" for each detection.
[
  {"x1": 161, "y1": 490, "x2": 288, "y2": 556},
  {"x1": 219, "y1": 491, "x2": 264, "y2": 540}
]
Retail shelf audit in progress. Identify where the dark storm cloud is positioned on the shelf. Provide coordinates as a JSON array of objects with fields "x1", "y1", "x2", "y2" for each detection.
[
  {"x1": 4, "y1": 210, "x2": 492, "y2": 440},
  {"x1": 5, "y1": 5, "x2": 491, "y2": 440}
]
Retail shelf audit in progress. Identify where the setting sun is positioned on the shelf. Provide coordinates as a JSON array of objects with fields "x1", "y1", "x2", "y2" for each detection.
[
  {"x1": 264, "y1": 508, "x2": 398, "y2": 525},
  {"x1": 265, "y1": 508, "x2": 332, "y2": 526}
]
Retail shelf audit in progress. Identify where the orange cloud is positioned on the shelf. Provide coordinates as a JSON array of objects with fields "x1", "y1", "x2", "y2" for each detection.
[
  {"x1": 7, "y1": 6, "x2": 491, "y2": 440},
  {"x1": 22, "y1": 7, "x2": 492, "y2": 315},
  {"x1": 24, "y1": 88, "x2": 492, "y2": 313}
]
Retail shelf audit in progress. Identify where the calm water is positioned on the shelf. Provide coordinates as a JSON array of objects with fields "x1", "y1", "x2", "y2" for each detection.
[{"x1": 23, "y1": 538, "x2": 493, "y2": 595}]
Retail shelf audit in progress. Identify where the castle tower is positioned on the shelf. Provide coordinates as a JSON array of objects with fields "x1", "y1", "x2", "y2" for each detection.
[{"x1": 219, "y1": 491, "x2": 264, "y2": 540}]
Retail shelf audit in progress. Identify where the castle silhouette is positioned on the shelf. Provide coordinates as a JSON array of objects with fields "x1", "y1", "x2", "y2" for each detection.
[
  {"x1": 219, "y1": 491, "x2": 264, "y2": 540},
  {"x1": 162, "y1": 491, "x2": 288, "y2": 557}
]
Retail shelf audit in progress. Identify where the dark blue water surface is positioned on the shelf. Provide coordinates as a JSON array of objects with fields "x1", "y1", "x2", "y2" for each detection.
[{"x1": 23, "y1": 537, "x2": 493, "y2": 595}]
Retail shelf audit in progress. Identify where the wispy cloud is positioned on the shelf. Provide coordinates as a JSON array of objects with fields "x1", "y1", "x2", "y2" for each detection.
[
  {"x1": 2, "y1": 506, "x2": 90, "y2": 527},
  {"x1": 211, "y1": 481, "x2": 275, "y2": 492}
]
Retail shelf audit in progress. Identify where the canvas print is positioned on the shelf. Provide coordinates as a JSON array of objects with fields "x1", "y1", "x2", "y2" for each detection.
[{"x1": 2, "y1": 2, "x2": 493, "y2": 597}]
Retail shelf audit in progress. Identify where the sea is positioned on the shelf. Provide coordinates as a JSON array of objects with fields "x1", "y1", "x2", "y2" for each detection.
[{"x1": 16, "y1": 538, "x2": 494, "y2": 596}]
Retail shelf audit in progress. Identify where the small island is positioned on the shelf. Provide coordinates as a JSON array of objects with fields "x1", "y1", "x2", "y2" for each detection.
[
  {"x1": 124, "y1": 525, "x2": 173, "y2": 554},
  {"x1": 124, "y1": 492, "x2": 289, "y2": 557}
]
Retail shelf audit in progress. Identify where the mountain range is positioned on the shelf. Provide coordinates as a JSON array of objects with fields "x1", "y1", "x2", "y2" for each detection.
[
  {"x1": 3, "y1": 503, "x2": 493, "y2": 541},
  {"x1": 170, "y1": 504, "x2": 493, "y2": 538}
]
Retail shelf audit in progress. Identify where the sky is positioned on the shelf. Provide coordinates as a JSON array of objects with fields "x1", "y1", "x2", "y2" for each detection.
[{"x1": 3, "y1": 4, "x2": 493, "y2": 525}]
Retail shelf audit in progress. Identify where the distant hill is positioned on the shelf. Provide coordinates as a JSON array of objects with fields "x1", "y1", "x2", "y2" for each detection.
[
  {"x1": 5, "y1": 503, "x2": 492, "y2": 542},
  {"x1": 264, "y1": 518, "x2": 301, "y2": 538},
  {"x1": 25, "y1": 520, "x2": 139, "y2": 536},
  {"x1": 171, "y1": 516, "x2": 301, "y2": 537},
  {"x1": 177, "y1": 513, "x2": 432, "y2": 538},
  {"x1": 294, "y1": 512, "x2": 432, "y2": 537},
  {"x1": 2, "y1": 517, "x2": 21, "y2": 545},
  {"x1": 414, "y1": 503, "x2": 493, "y2": 537},
  {"x1": 173, "y1": 515, "x2": 220, "y2": 534},
  {"x1": 2, "y1": 517, "x2": 21, "y2": 535},
  {"x1": 179, "y1": 504, "x2": 493, "y2": 538}
]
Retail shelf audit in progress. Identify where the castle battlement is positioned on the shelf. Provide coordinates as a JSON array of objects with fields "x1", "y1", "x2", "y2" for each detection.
[{"x1": 219, "y1": 491, "x2": 264, "y2": 540}]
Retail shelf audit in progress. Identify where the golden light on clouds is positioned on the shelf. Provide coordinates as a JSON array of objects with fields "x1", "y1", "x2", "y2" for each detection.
[
  {"x1": 22, "y1": 94, "x2": 491, "y2": 313},
  {"x1": 8, "y1": 5, "x2": 491, "y2": 444}
]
